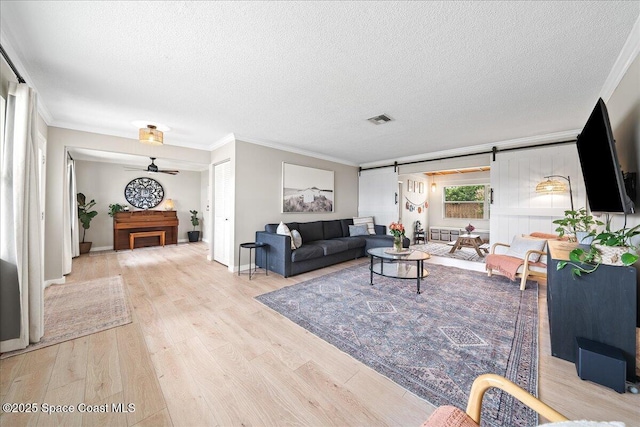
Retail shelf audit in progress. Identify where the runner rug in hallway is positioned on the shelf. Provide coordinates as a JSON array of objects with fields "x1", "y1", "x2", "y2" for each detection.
[
  {"x1": 1, "y1": 276, "x2": 132, "y2": 359},
  {"x1": 256, "y1": 263, "x2": 538, "y2": 427}
]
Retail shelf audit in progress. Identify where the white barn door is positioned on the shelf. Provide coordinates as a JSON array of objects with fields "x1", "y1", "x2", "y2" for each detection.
[{"x1": 358, "y1": 167, "x2": 399, "y2": 229}]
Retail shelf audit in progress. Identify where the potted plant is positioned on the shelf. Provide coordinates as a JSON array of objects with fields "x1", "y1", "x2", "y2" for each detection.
[
  {"x1": 77, "y1": 192, "x2": 98, "y2": 254},
  {"x1": 558, "y1": 219, "x2": 640, "y2": 276},
  {"x1": 188, "y1": 210, "x2": 200, "y2": 242},
  {"x1": 108, "y1": 203, "x2": 125, "y2": 217},
  {"x1": 552, "y1": 208, "x2": 603, "y2": 244}
]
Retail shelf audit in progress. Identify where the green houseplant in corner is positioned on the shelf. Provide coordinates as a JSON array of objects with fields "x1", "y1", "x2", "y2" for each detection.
[
  {"x1": 188, "y1": 210, "x2": 200, "y2": 242},
  {"x1": 77, "y1": 192, "x2": 98, "y2": 254}
]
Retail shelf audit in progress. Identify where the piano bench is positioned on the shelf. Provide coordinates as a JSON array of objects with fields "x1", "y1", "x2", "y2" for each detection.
[{"x1": 129, "y1": 230, "x2": 166, "y2": 250}]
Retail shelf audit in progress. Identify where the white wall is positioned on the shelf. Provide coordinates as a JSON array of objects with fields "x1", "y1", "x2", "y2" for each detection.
[
  {"x1": 208, "y1": 139, "x2": 359, "y2": 272},
  {"x1": 74, "y1": 160, "x2": 201, "y2": 250},
  {"x1": 606, "y1": 54, "x2": 640, "y2": 236},
  {"x1": 489, "y1": 144, "x2": 585, "y2": 245}
]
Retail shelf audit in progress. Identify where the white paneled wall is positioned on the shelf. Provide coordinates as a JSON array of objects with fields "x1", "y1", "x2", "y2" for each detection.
[
  {"x1": 358, "y1": 167, "x2": 399, "y2": 228},
  {"x1": 489, "y1": 144, "x2": 585, "y2": 244}
]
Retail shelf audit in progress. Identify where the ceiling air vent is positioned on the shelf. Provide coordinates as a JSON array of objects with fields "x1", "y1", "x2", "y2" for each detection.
[{"x1": 367, "y1": 114, "x2": 393, "y2": 125}]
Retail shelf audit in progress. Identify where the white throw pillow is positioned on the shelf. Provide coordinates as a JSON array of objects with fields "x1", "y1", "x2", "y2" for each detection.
[
  {"x1": 353, "y1": 216, "x2": 375, "y2": 235},
  {"x1": 505, "y1": 235, "x2": 547, "y2": 262},
  {"x1": 291, "y1": 229, "x2": 302, "y2": 249},
  {"x1": 349, "y1": 224, "x2": 369, "y2": 236},
  {"x1": 276, "y1": 221, "x2": 296, "y2": 250}
]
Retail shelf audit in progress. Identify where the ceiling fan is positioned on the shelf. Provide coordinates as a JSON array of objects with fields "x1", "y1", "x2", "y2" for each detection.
[{"x1": 125, "y1": 157, "x2": 179, "y2": 175}]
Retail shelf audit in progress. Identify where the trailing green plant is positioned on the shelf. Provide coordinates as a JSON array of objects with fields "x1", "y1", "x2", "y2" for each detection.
[
  {"x1": 557, "y1": 246, "x2": 602, "y2": 277},
  {"x1": 558, "y1": 218, "x2": 640, "y2": 277},
  {"x1": 77, "y1": 192, "x2": 98, "y2": 243},
  {"x1": 552, "y1": 208, "x2": 603, "y2": 241},
  {"x1": 190, "y1": 210, "x2": 200, "y2": 231},
  {"x1": 108, "y1": 203, "x2": 125, "y2": 217}
]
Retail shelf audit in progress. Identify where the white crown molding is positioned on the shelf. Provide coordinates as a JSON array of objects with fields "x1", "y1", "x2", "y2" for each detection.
[
  {"x1": 600, "y1": 14, "x2": 640, "y2": 102},
  {"x1": 208, "y1": 133, "x2": 237, "y2": 151},
  {"x1": 233, "y1": 134, "x2": 359, "y2": 167},
  {"x1": 0, "y1": 28, "x2": 54, "y2": 125},
  {"x1": 359, "y1": 129, "x2": 581, "y2": 169}
]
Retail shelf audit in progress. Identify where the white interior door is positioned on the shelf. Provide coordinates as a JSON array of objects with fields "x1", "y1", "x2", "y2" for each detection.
[
  {"x1": 358, "y1": 167, "x2": 399, "y2": 228},
  {"x1": 214, "y1": 161, "x2": 231, "y2": 265}
]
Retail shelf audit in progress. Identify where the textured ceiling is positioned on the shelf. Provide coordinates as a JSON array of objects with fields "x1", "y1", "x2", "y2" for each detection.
[{"x1": 1, "y1": 1, "x2": 638, "y2": 166}]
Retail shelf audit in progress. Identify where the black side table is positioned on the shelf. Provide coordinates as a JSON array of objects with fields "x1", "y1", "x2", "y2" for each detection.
[{"x1": 238, "y1": 242, "x2": 268, "y2": 280}]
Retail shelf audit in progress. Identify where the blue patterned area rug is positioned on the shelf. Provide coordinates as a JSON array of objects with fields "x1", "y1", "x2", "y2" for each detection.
[
  {"x1": 411, "y1": 242, "x2": 486, "y2": 263},
  {"x1": 256, "y1": 262, "x2": 538, "y2": 427}
]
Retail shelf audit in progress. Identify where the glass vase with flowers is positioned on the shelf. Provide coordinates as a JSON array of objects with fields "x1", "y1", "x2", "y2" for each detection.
[{"x1": 389, "y1": 222, "x2": 405, "y2": 252}]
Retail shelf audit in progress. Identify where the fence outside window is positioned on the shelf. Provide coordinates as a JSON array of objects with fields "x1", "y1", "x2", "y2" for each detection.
[{"x1": 443, "y1": 184, "x2": 490, "y2": 219}]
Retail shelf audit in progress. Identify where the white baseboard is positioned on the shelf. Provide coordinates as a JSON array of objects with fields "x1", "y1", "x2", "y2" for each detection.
[
  {"x1": 90, "y1": 245, "x2": 112, "y2": 252},
  {"x1": 44, "y1": 277, "x2": 65, "y2": 289}
]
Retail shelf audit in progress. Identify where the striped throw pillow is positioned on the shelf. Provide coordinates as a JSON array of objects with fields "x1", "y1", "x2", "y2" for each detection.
[{"x1": 353, "y1": 216, "x2": 375, "y2": 235}]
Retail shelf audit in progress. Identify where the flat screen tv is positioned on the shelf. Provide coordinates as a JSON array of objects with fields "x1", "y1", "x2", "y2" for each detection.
[{"x1": 575, "y1": 98, "x2": 635, "y2": 214}]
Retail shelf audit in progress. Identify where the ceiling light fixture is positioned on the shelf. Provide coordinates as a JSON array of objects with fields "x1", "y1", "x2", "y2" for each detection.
[{"x1": 139, "y1": 124, "x2": 163, "y2": 146}]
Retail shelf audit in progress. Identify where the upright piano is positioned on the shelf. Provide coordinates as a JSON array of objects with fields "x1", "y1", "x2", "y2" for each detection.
[{"x1": 113, "y1": 211, "x2": 179, "y2": 251}]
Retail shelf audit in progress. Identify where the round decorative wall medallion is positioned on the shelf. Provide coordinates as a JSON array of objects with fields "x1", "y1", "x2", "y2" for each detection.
[{"x1": 124, "y1": 177, "x2": 164, "y2": 209}]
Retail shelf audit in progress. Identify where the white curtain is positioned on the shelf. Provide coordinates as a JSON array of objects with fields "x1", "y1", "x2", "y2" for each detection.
[
  {"x1": 0, "y1": 82, "x2": 44, "y2": 352},
  {"x1": 63, "y1": 156, "x2": 79, "y2": 275}
]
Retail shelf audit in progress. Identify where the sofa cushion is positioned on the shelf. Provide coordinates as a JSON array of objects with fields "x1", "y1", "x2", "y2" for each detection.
[
  {"x1": 348, "y1": 224, "x2": 369, "y2": 236},
  {"x1": 323, "y1": 220, "x2": 344, "y2": 239},
  {"x1": 311, "y1": 240, "x2": 349, "y2": 256},
  {"x1": 340, "y1": 218, "x2": 354, "y2": 236},
  {"x1": 506, "y1": 235, "x2": 547, "y2": 262},
  {"x1": 266, "y1": 222, "x2": 298, "y2": 234},
  {"x1": 291, "y1": 244, "x2": 324, "y2": 262},
  {"x1": 353, "y1": 216, "x2": 375, "y2": 234},
  {"x1": 362, "y1": 234, "x2": 396, "y2": 250},
  {"x1": 335, "y1": 236, "x2": 366, "y2": 250},
  {"x1": 298, "y1": 221, "x2": 324, "y2": 243}
]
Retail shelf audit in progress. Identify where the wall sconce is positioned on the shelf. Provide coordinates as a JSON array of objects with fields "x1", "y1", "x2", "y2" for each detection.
[
  {"x1": 536, "y1": 175, "x2": 574, "y2": 210},
  {"x1": 164, "y1": 199, "x2": 175, "y2": 211},
  {"x1": 431, "y1": 182, "x2": 437, "y2": 193}
]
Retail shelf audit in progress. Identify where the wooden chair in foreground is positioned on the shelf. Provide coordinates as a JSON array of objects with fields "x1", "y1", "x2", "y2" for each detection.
[
  {"x1": 421, "y1": 373, "x2": 568, "y2": 426},
  {"x1": 485, "y1": 232, "x2": 560, "y2": 291}
]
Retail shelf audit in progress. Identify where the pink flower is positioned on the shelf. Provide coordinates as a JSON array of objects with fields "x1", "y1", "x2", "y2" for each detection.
[{"x1": 389, "y1": 222, "x2": 405, "y2": 237}]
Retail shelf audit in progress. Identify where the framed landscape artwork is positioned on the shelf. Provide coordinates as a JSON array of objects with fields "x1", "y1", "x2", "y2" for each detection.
[{"x1": 282, "y1": 163, "x2": 334, "y2": 213}]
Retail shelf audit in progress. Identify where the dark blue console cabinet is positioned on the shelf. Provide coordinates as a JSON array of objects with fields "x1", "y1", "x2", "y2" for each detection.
[{"x1": 546, "y1": 240, "x2": 638, "y2": 382}]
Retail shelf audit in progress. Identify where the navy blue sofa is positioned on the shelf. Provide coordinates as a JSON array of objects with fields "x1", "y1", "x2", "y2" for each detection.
[{"x1": 255, "y1": 218, "x2": 410, "y2": 277}]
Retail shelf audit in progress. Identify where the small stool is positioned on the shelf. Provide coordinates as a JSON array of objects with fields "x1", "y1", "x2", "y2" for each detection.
[
  {"x1": 238, "y1": 242, "x2": 268, "y2": 279},
  {"x1": 414, "y1": 230, "x2": 425, "y2": 244}
]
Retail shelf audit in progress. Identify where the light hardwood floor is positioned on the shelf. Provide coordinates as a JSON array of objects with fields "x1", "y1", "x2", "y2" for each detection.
[{"x1": 1, "y1": 243, "x2": 638, "y2": 426}]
